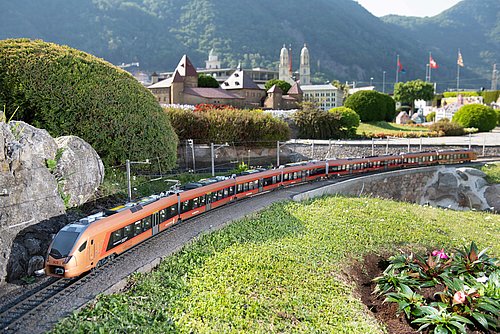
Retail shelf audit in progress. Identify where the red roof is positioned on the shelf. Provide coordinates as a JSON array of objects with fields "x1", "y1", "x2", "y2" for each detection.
[
  {"x1": 183, "y1": 88, "x2": 244, "y2": 99},
  {"x1": 288, "y1": 82, "x2": 303, "y2": 95}
]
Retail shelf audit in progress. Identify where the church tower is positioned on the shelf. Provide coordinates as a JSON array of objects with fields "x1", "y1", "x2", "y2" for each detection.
[
  {"x1": 205, "y1": 49, "x2": 221, "y2": 69},
  {"x1": 279, "y1": 44, "x2": 295, "y2": 85},
  {"x1": 300, "y1": 44, "x2": 311, "y2": 85}
]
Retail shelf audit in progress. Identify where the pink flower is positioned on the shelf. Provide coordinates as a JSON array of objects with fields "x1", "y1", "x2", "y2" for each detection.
[
  {"x1": 453, "y1": 291, "x2": 466, "y2": 304},
  {"x1": 432, "y1": 248, "x2": 449, "y2": 259}
]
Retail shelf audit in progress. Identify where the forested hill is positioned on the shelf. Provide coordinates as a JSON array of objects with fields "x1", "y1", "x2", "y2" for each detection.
[
  {"x1": 0, "y1": 0, "x2": 497, "y2": 89},
  {"x1": 382, "y1": 0, "x2": 500, "y2": 86}
]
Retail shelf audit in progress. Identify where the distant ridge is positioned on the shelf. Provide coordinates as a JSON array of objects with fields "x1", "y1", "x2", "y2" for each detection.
[{"x1": 0, "y1": 0, "x2": 497, "y2": 90}]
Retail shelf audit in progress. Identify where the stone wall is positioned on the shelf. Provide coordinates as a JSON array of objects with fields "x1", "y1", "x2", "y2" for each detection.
[{"x1": 293, "y1": 165, "x2": 499, "y2": 213}]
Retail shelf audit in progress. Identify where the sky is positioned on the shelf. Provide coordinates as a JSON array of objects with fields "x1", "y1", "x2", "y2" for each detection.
[{"x1": 355, "y1": 0, "x2": 463, "y2": 17}]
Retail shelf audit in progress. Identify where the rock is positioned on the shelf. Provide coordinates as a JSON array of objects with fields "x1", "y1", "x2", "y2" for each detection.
[
  {"x1": 456, "y1": 170, "x2": 469, "y2": 181},
  {"x1": 475, "y1": 178, "x2": 488, "y2": 190},
  {"x1": 55, "y1": 136, "x2": 105, "y2": 207},
  {"x1": 456, "y1": 167, "x2": 486, "y2": 178},
  {"x1": 436, "y1": 172, "x2": 458, "y2": 193},
  {"x1": 0, "y1": 122, "x2": 104, "y2": 283},
  {"x1": 24, "y1": 238, "x2": 42, "y2": 255},
  {"x1": 484, "y1": 185, "x2": 500, "y2": 212},
  {"x1": 27, "y1": 256, "x2": 45, "y2": 276}
]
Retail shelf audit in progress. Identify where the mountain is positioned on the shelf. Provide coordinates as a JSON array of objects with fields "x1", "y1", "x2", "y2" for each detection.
[
  {"x1": 0, "y1": 0, "x2": 497, "y2": 90},
  {"x1": 382, "y1": 0, "x2": 500, "y2": 89}
]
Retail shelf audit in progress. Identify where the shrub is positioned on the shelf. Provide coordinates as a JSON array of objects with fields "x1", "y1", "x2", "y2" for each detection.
[
  {"x1": 425, "y1": 112, "x2": 436, "y2": 122},
  {"x1": 344, "y1": 90, "x2": 386, "y2": 122},
  {"x1": 429, "y1": 119, "x2": 465, "y2": 136},
  {"x1": 165, "y1": 107, "x2": 290, "y2": 144},
  {"x1": 292, "y1": 103, "x2": 358, "y2": 139},
  {"x1": 0, "y1": 39, "x2": 178, "y2": 168},
  {"x1": 198, "y1": 74, "x2": 219, "y2": 88},
  {"x1": 452, "y1": 104, "x2": 497, "y2": 132},
  {"x1": 481, "y1": 90, "x2": 500, "y2": 105},
  {"x1": 328, "y1": 107, "x2": 360, "y2": 138},
  {"x1": 379, "y1": 93, "x2": 396, "y2": 122}
]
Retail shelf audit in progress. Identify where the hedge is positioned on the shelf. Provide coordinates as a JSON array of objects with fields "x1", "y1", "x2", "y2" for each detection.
[
  {"x1": 165, "y1": 107, "x2": 290, "y2": 144},
  {"x1": 452, "y1": 104, "x2": 497, "y2": 132},
  {"x1": 0, "y1": 39, "x2": 178, "y2": 168}
]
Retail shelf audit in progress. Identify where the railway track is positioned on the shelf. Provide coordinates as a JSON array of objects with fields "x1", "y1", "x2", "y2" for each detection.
[{"x1": 0, "y1": 160, "x2": 496, "y2": 333}]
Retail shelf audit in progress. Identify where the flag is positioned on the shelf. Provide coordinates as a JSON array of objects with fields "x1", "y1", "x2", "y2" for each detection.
[
  {"x1": 397, "y1": 58, "x2": 406, "y2": 73},
  {"x1": 457, "y1": 50, "x2": 464, "y2": 67},
  {"x1": 429, "y1": 55, "x2": 439, "y2": 69}
]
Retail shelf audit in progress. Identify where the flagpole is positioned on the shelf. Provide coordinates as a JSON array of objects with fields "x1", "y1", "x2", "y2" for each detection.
[
  {"x1": 396, "y1": 54, "x2": 399, "y2": 84},
  {"x1": 457, "y1": 62, "x2": 460, "y2": 91},
  {"x1": 428, "y1": 52, "x2": 432, "y2": 83}
]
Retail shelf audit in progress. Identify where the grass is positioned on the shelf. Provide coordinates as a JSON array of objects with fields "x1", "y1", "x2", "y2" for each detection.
[
  {"x1": 481, "y1": 162, "x2": 500, "y2": 184},
  {"x1": 51, "y1": 196, "x2": 500, "y2": 334},
  {"x1": 357, "y1": 121, "x2": 430, "y2": 136}
]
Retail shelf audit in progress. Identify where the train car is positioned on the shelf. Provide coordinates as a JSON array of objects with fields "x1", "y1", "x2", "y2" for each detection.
[
  {"x1": 46, "y1": 193, "x2": 179, "y2": 278},
  {"x1": 436, "y1": 149, "x2": 477, "y2": 164},
  {"x1": 178, "y1": 176, "x2": 236, "y2": 220},
  {"x1": 45, "y1": 150, "x2": 477, "y2": 278}
]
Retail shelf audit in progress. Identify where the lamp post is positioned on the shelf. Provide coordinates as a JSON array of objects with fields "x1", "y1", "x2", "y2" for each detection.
[
  {"x1": 370, "y1": 77, "x2": 373, "y2": 86},
  {"x1": 126, "y1": 159, "x2": 151, "y2": 202},
  {"x1": 211, "y1": 142, "x2": 229, "y2": 176},
  {"x1": 382, "y1": 71, "x2": 386, "y2": 93}
]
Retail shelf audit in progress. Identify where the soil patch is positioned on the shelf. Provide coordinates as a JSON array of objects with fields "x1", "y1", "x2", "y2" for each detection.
[
  {"x1": 348, "y1": 253, "x2": 417, "y2": 334},
  {"x1": 348, "y1": 253, "x2": 489, "y2": 334}
]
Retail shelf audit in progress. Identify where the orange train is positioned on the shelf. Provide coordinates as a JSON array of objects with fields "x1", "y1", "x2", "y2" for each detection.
[{"x1": 45, "y1": 149, "x2": 476, "y2": 278}]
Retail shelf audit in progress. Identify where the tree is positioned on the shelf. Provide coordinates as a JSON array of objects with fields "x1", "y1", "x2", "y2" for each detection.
[
  {"x1": 452, "y1": 104, "x2": 497, "y2": 132},
  {"x1": 331, "y1": 80, "x2": 350, "y2": 103},
  {"x1": 264, "y1": 79, "x2": 291, "y2": 94},
  {"x1": 393, "y1": 80, "x2": 434, "y2": 112},
  {"x1": 344, "y1": 90, "x2": 385, "y2": 122},
  {"x1": 198, "y1": 73, "x2": 220, "y2": 88}
]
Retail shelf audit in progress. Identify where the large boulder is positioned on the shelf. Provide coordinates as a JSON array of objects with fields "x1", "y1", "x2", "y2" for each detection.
[
  {"x1": 484, "y1": 184, "x2": 500, "y2": 212},
  {"x1": 55, "y1": 136, "x2": 105, "y2": 207},
  {"x1": 0, "y1": 121, "x2": 104, "y2": 283}
]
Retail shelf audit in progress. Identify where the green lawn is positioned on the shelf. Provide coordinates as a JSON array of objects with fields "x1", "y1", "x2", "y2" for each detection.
[
  {"x1": 357, "y1": 121, "x2": 430, "y2": 136},
  {"x1": 482, "y1": 162, "x2": 500, "y2": 184},
  {"x1": 52, "y1": 197, "x2": 500, "y2": 334}
]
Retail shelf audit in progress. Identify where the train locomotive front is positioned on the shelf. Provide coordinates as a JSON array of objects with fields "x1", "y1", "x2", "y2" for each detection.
[{"x1": 45, "y1": 222, "x2": 91, "y2": 278}]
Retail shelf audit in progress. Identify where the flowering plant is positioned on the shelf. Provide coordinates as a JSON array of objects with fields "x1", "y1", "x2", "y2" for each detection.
[{"x1": 374, "y1": 242, "x2": 499, "y2": 333}]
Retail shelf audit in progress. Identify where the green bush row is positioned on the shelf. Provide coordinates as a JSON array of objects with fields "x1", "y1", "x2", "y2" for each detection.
[
  {"x1": 0, "y1": 39, "x2": 178, "y2": 169},
  {"x1": 165, "y1": 107, "x2": 290, "y2": 144}
]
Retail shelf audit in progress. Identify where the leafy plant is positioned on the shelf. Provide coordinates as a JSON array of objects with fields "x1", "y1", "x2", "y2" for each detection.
[{"x1": 375, "y1": 242, "x2": 500, "y2": 333}]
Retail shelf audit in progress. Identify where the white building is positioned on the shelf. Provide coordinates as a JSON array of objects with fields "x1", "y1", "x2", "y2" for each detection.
[{"x1": 301, "y1": 84, "x2": 343, "y2": 110}]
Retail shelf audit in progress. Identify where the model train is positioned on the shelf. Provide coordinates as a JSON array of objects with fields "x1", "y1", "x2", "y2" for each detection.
[{"x1": 45, "y1": 149, "x2": 476, "y2": 278}]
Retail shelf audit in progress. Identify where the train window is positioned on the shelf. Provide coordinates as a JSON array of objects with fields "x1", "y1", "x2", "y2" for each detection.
[
  {"x1": 237, "y1": 184, "x2": 243, "y2": 193},
  {"x1": 272, "y1": 176, "x2": 277, "y2": 184},
  {"x1": 124, "y1": 225, "x2": 134, "y2": 239},
  {"x1": 134, "y1": 221, "x2": 142, "y2": 236},
  {"x1": 143, "y1": 216, "x2": 152, "y2": 231},
  {"x1": 263, "y1": 177, "x2": 272, "y2": 187},
  {"x1": 223, "y1": 188, "x2": 229, "y2": 197},
  {"x1": 182, "y1": 200, "x2": 190, "y2": 213},
  {"x1": 277, "y1": 174, "x2": 282, "y2": 182},
  {"x1": 249, "y1": 181, "x2": 254, "y2": 190},
  {"x1": 293, "y1": 172, "x2": 299, "y2": 179},
  {"x1": 78, "y1": 241, "x2": 87, "y2": 252},
  {"x1": 192, "y1": 197, "x2": 199, "y2": 209},
  {"x1": 169, "y1": 205, "x2": 178, "y2": 218},
  {"x1": 229, "y1": 186, "x2": 235, "y2": 195},
  {"x1": 242, "y1": 183, "x2": 248, "y2": 191},
  {"x1": 160, "y1": 209, "x2": 167, "y2": 222},
  {"x1": 283, "y1": 173, "x2": 289, "y2": 181},
  {"x1": 200, "y1": 195, "x2": 206, "y2": 206},
  {"x1": 112, "y1": 229, "x2": 123, "y2": 245}
]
